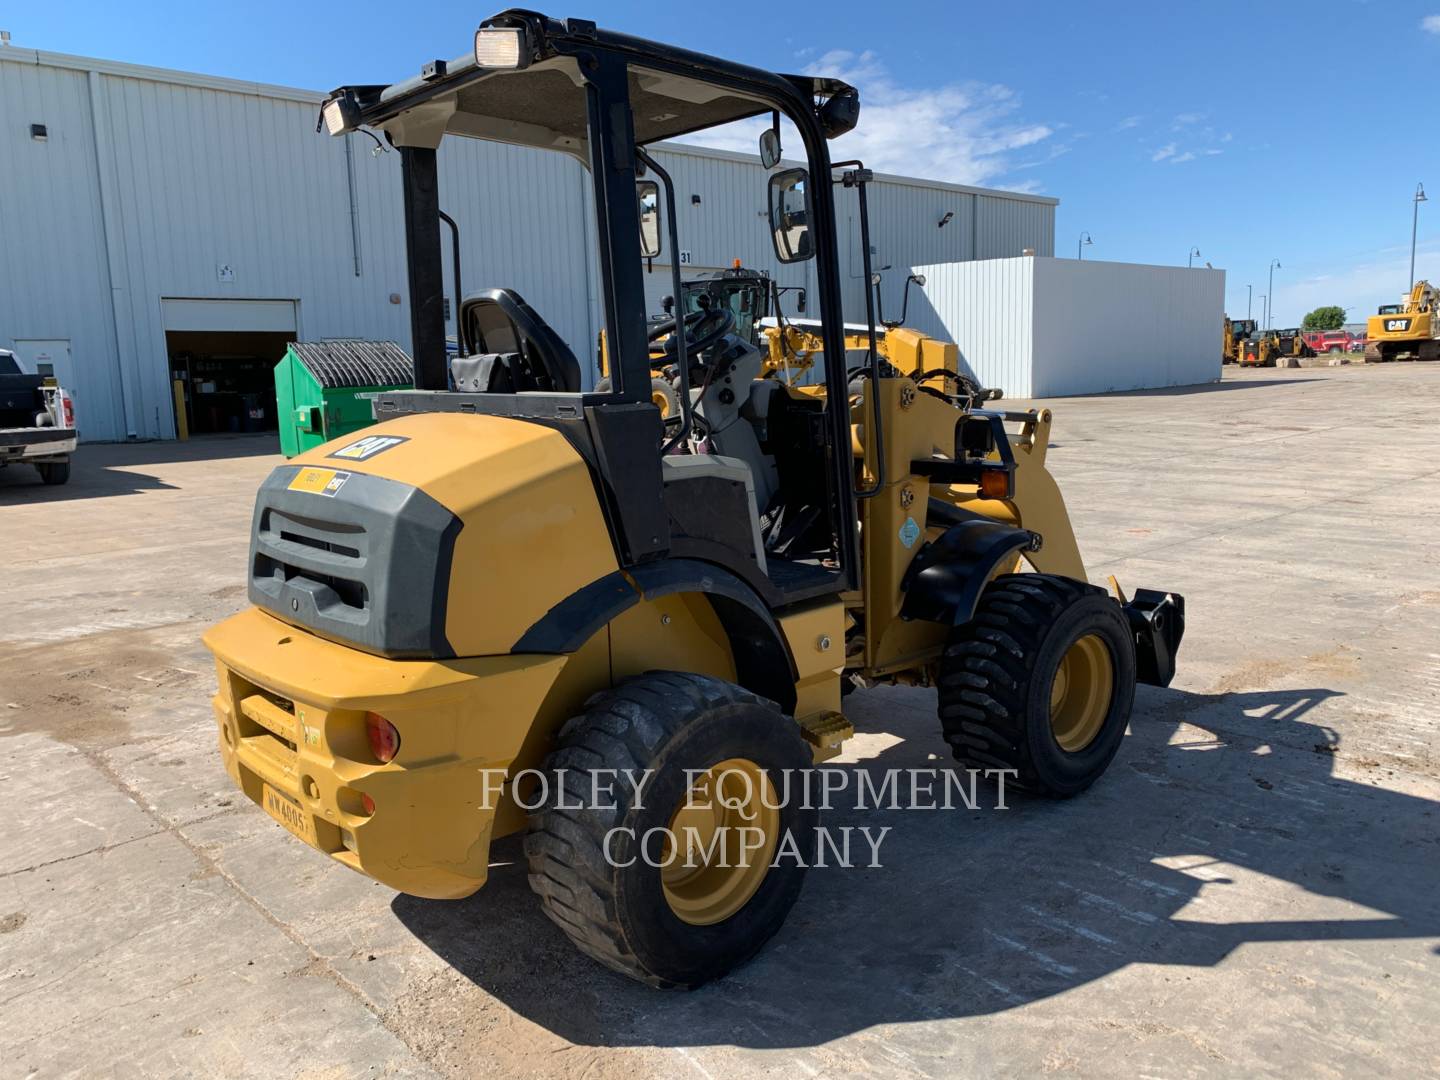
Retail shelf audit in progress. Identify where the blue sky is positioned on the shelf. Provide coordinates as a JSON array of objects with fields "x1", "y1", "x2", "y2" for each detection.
[{"x1": 14, "y1": 1, "x2": 1438, "y2": 326}]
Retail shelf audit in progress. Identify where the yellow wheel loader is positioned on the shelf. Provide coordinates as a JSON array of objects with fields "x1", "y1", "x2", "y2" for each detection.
[
  {"x1": 758, "y1": 270, "x2": 1002, "y2": 407},
  {"x1": 1365, "y1": 281, "x2": 1439, "y2": 362},
  {"x1": 595, "y1": 264, "x2": 778, "y2": 417},
  {"x1": 1222, "y1": 317, "x2": 1255, "y2": 364},
  {"x1": 203, "y1": 9, "x2": 1186, "y2": 989}
]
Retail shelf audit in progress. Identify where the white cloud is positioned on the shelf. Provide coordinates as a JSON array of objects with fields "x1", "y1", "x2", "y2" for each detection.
[
  {"x1": 1152, "y1": 143, "x2": 1177, "y2": 162},
  {"x1": 1269, "y1": 240, "x2": 1440, "y2": 328},
  {"x1": 1170, "y1": 151, "x2": 1197, "y2": 164},
  {"x1": 995, "y1": 179, "x2": 1045, "y2": 195},
  {"x1": 674, "y1": 50, "x2": 1054, "y2": 187},
  {"x1": 1114, "y1": 115, "x2": 1142, "y2": 131},
  {"x1": 803, "y1": 50, "x2": 1053, "y2": 185},
  {"x1": 1422, "y1": 13, "x2": 1440, "y2": 33}
]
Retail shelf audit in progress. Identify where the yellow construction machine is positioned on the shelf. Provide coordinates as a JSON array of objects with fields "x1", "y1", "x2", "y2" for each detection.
[
  {"x1": 1274, "y1": 328, "x2": 1313, "y2": 361},
  {"x1": 1238, "y1": 328, "x2": 1283, "y2": 366},
  {"x1": 601, "y1": 264, "x2": 1000, "y2": 414},
  {"x1": 1365, "y1": 281, "x2": 1438, "y2": 362},
  {"x1": 203, "y1": 10, "x2": 1185, "y2": 989},
  {"x1": 1222, "y1": 317, "x2": 1256, "y2": 364}
]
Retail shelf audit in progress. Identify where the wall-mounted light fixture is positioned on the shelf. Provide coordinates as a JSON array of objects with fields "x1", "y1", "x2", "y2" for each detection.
[
  {"x1": 690, "y1": 194, "x2": 702, "y2": 206},
  {"x1": 30, "y1": 123, "x2": 48, "y2": 142},
  {"x1": 938, "y1": 210, "x2": 954, "y2": 228}
]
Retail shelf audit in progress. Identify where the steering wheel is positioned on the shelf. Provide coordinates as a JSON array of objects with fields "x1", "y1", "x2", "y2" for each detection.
[
  {"x1": 647, "y1": 309, "x2": 706, "y2": 344},
  {"x1": 652, "y1": 307, "x2": 736, "y2": 359}
]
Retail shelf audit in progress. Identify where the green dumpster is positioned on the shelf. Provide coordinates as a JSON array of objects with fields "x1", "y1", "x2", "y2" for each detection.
[{"x1": 274, "y1": 340, "x2": 413, "y2": 458}]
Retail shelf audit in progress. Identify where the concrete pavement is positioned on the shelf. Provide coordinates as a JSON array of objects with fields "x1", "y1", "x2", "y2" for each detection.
[{"x1": 2, "y1": 365, "x2": 1438, "y2": 1078}]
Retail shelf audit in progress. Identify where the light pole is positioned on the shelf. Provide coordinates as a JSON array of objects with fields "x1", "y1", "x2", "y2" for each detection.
[
  {"x1": 1246, "y1": 284, "x2": 1253, "y2": 321},
  {"x1": 1258, "y1": 294, "x2": 1267, "y2": 330},
  {"x1": 1411, "y1": 182, "x2": 1427, "y2": 291},
  {"x1": 1078, "y1": 231, "x2": 1092, "y2": 260},
  {"x1": 1267, "y1": 259, "x2": 1281, "y2": 329},
  {"x1": 1188, "y1": 246, "x2": 1201, "y2": 268}
]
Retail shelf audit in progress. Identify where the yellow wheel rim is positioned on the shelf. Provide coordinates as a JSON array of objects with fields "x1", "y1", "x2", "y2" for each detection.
[
  {"x1": 651, "y1": 387, "x2": 672, "y2": 417},
  {"x1": 1049, "y1": 634, "x2": 1114, "y2": 752},
  {"x1": 661, "y1": 757, "x2": 779, "y2": 926}
]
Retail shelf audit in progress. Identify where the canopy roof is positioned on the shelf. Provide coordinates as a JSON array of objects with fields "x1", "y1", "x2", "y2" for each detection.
[{"x1": 331, "y1": 11, "x2": 855, "y2": 157}]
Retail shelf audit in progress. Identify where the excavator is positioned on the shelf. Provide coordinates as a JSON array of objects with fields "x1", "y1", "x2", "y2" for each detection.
[{"x1": 1365, "y1": 281, "x2": 1438, "y2": 362}]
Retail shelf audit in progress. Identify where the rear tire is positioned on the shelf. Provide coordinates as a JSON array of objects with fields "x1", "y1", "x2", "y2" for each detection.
[
  {"x1": 937, "y1": 574, "x2": 1136, "y2": 797},
  {"x1": 36, "y1": 461, "x2": 70, "y2": 485},
  {"x1": 524, "y1": 672, "x2": 816, "y2": 988}
]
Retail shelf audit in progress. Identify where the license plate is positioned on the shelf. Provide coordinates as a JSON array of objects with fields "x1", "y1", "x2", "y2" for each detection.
[{"x1": 262, "y1": 784, "x2": 317, "y2": 846}]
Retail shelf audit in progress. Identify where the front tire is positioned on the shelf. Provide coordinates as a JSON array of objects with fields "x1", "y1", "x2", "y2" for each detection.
[
  {"x1": 937, "y1": 574, "x2": 1136, "y2": 797},
  {"x1": 524, "y1": 672, "x2": 816, "y2": 988}
]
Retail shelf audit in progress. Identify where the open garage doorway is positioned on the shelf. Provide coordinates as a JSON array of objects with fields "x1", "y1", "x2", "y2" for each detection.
[{"x1": 162, "y1": 299, "x2": 298, "y2": 437}]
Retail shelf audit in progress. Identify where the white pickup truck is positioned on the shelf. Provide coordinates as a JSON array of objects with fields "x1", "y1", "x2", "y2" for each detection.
[{"x1": 0, "y1": 347, "x2": 76, "y2": 485}]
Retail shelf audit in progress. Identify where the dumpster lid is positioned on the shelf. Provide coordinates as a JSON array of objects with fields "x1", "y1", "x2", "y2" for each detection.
[{"x1": 289, "y1": 340, "x2": 414, "y2": 390}]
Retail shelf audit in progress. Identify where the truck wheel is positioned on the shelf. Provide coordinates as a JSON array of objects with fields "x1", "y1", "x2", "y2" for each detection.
[
  {"x1": 524, "y1": 672, "x2": 816, "y2": 988},
  {"x1": 36, "y1": 461, "x2": 70, "y2": 485},
  {"x1": 594, "y1": 375, "x2": 678, "y2": 418},
  {"x1": 937, "y1": 574, "x2": 1136, "y2": 798}
]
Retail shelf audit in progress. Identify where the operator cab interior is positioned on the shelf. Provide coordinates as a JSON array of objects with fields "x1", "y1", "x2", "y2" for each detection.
[{"x1": 325, "y1": 11, "x2": 863, "y2": 604}]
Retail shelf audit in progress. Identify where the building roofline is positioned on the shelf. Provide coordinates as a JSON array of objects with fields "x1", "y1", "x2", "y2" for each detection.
[
  {"x1": 650, "y1": 140, "x2": 1058, "y2": 205},
  {"x1": 0, "y1": 44, "x2": 1058, "y2": 207},
  {"x1": 0, "y1": 44, "x2": 324, "y2": 104}
]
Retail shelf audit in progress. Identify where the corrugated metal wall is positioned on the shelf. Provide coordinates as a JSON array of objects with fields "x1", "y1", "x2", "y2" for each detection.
[
  {"x1": 909, "y1": 256, "x2": 1224, "y2": 398},
  {"x1": 1029, "y1": 258, "x2": 1223, "y2": 395},
  {"x1": 0, "y1": 48, "x2": 1058, "y2": 440},
  {"x1": 908, "y1": 258, "x2": 1037, "y2": 396}
]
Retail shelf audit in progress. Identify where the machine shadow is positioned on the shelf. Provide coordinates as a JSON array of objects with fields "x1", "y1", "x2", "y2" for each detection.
[
  {"x1": 1070, "y1": 377, "x2": 1318, "y2": 398},
  {"x1": 0, "y1": 458, "x2": 177, "y2": 503},
  {"x1": 0, "y1": 434, "x2": 279, "y2": 504},
  {"x1": 392, "y1": 682, "x2": 1440, "y2": 1050}
]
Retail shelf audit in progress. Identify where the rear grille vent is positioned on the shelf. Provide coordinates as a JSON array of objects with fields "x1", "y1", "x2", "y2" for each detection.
[
  {"x1": 246, "y1": 466, "x2": 461, "y2": 659},
  {"x1": 254, "y1": 506, "x2": 370, "y2": 618},
  {"x1": 279, "y1": 529, "x2": 361, "y2": 560}
]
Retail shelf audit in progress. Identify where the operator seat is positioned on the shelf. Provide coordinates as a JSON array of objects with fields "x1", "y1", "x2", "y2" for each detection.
[{"x1": 454, "y1": 288, "x2": 582, "y2": 393}]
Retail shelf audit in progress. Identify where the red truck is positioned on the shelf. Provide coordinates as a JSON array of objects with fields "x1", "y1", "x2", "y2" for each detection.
[{"x1": 1302, "y1": 329, "x2": 1364, "y2": 354}]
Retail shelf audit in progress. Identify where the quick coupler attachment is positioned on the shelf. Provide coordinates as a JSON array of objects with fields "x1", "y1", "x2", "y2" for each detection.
[{"x1": 1122, "y1": 589, "x2": 1185, "y2": 687}]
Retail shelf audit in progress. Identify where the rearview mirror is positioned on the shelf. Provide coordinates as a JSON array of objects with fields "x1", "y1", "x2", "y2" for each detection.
[
  {"x1": 767, "y1": 168, "x2": 813, "y2": 264},
  {"x1": 637, "y1": 180, "x2": 661, "y2": 258},
  {"x1": 759, "y1": 127, "x2": 782, "y2": 170}
]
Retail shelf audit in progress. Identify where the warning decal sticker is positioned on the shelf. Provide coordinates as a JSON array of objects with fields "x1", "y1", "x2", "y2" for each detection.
[{"x1": 288, "y1": 468, "x2": 351, "y2": 497}]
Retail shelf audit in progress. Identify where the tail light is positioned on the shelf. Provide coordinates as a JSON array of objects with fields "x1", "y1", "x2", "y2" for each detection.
[
  {"x1": 61, "y1": 392, "x2": 74, "y2": 429},
  {"x1": 979, "y1": 467, "x2": 1013, "y2": 500},
  {"x1": 365, "y1": 712, "x2": 400, "y2": 763},
  {"x1": 360, "y1": 792, "x2": 376, "y2": 816}
]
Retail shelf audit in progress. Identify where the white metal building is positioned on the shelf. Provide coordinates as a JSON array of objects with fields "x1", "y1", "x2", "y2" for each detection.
[
  {"x1": 908, "y1": 257, "x2": 1225, "y2": 397},
  {"x1": 0, "y1": 45, "x2": 1057, "y2": 442}
]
